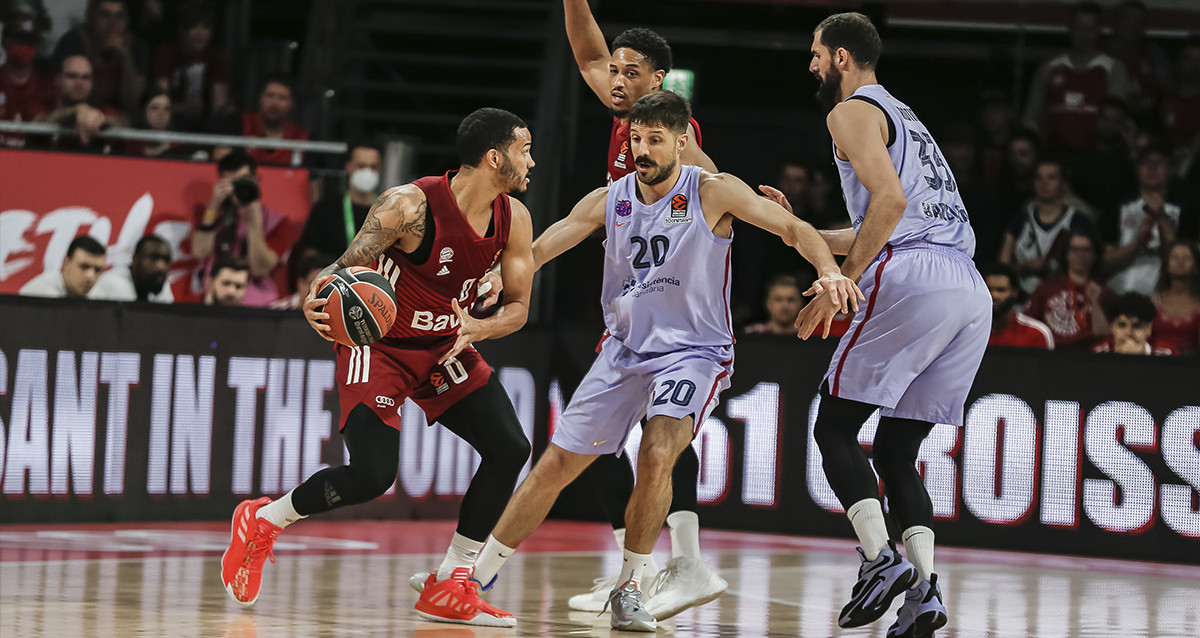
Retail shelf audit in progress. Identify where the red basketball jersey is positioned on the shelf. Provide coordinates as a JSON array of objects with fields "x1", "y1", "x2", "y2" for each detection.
[
  {"x1": 1040, "y1": 54, "x2": 1118, "y2": 152},
  {"x1": 375, "y1": 171, "x2": 511, "y2": 344},
  {"x1": 608, "y1": 115, "x2": 703, "y2": 183}
]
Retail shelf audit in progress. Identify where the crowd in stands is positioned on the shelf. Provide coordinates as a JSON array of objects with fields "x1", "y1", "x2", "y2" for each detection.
[{"x1": 4, "y1": 1, "x2": 1199, "y2": 356}]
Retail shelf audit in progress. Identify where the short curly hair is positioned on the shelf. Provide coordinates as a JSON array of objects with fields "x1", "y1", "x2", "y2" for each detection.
[{"x1": 612, "y1": 27, "x2": 673, "y2": 72}]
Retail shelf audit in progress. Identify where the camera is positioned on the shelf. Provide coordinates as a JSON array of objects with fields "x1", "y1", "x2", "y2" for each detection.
[{"x1": 232, "y1": 177, "x2": 260, "y2": 204}]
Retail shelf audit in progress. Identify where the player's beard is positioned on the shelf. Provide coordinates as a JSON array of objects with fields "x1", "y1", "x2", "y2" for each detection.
[
  {"x1": 498, "y1": 153, "x2": 528, "y2": 194},
  {"x1": 815, "y1": 66, "x2": 843, "y2": 113},
  {"x1": 635, "y1": 156, "x2": 677, "y2": 186}
]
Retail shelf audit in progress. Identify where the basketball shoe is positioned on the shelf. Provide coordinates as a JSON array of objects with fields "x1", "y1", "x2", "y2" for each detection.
[
  {"x1": 838, "y1": 540, "x2": 919, "y2": 628},
  {"x1": 568, "y1": 575, "x2": 619, "y2": 612},
  {"x1": 887, "y1": 574, "x2": 948, "y2": 638},
  {"x1": 606, "y1": 579, "x2": 656, "y2": 632},
  {"x1": 644, "y1": 557, "x2": 728, "y2": 620},
  {"x1": 221, "y1": 497, "x2": 283, "y2": 607},
  {"x1": 414, "y1": 567, "x2": 516, "y2": 627}
]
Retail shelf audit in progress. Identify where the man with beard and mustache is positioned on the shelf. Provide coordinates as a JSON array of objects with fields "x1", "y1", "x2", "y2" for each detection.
[
  {"x1": 221, "y1": 108, "x2": 532, "y2": 629},
  {"x1": 240, "y1": 73, "x2": 308, "y2": 166},
  {"x1": 561, "y1": 1, "x2": 724, "y2": 616},
  {"x1": 90, "y1": 234, "x2": 174, "y2": 303},
  {"x1": 467, "y1": 91, "x2": 860, "y2": 631},
  {"x1": 792, "y1": 13, "x2": 991, "y2": 638},
  {"x1": 204, "y1": 255, "x2": 249, "y2": 306},
  {"x1": 983, "y1": 263, "x2": 1054, "y2": 349}
]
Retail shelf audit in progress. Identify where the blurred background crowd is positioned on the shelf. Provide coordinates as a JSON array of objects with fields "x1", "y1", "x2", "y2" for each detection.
[{"x1": 2, "y1": 0, "x2": 1198, "y2": 356}]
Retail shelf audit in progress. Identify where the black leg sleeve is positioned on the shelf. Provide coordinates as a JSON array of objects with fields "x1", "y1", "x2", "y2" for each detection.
[
  {"x1": 812, "y1": 381, "x2": 883, "y2": 510},
  {"x1": 668, "y1": 442, "x2": 699, "y2": 514},
  {"x1": 587, "y1": 453, "x2": 637, "y2": 530},
  {"x1": 290, "y1": 403, "x2": 400, "y2": 516},
  {"x1": 437, "y1": 374, "x2": 532, "y2": 542},
  {"x1": 873, "y1": 416, "x2": 936, "y2": 530}
]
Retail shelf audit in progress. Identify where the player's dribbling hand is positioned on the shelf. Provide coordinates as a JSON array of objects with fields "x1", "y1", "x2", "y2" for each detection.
[
  {"x1": 477, "y1": 271, "x2": 503, "y2": 308},
  {"x1": 441, "y1": 298, "x2": 484, "y2": 364},
  {"x1": 757, "y1": 184, "x2": 794, "y2": 214},
  {"x1": 805, "y1": 271, "x2": 864, "y2": 314},
  {"x1": 303, "y1": 275, "x2": 335, "y2": 341}
]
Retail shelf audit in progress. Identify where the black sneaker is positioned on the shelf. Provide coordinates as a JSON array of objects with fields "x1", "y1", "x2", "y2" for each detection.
[{"x1": 838, "y1": 540, "x2": 919, "y2": 628}]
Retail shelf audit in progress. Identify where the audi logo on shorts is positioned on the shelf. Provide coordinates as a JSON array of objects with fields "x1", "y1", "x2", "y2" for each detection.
[{"x1": 375, "y1": 395, "x2": 395, "y2": 408}]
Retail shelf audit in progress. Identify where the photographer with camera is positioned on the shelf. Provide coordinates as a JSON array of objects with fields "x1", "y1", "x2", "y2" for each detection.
[{"x1": 191, "y1": 149, "x2": 290, "y2": 307}]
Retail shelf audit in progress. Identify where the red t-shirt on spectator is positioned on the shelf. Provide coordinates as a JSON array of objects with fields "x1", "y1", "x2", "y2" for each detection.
[
  {"x1": 1091, "y1": 338, "x2": 1176, "y2": 356},
  {"x1": 0, "y1": 68, "x2": 56, "y2": 121},
  {"x1": 1039, "y1": 53, "x2": 1121, "y2": 152},
  {"x1": 242, "y1": 113, "x2": 308, "y2": 166},
  {"x1": 152, "y1": 42, "x2": 230, "y2": 114},
  {"x1": 1025, "y1": 275, "x2": 1116, "y2": 350},
  {"x1": 989, "y1": 311, "x2": 1055, "y2": 349},
  {"x1": 1153, "y1": 308, "x2": 1200, "y2": 354}
]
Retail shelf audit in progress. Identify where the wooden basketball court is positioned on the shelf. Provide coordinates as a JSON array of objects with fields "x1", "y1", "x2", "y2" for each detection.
[{"x1": 2, "y1": 519, "x2": 1197, "y2": 637}]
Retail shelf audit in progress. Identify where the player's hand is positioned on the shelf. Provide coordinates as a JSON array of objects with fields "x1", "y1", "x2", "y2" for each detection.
[
  {"x1": 804, "y1": 270, "x2": 863, "y2": 314},
  {"x1": 303, "y1": 275, "x2": 335, "y2": 341},
  {"x1": 794, "y1": 290, "x2": 842, "y2": 340},
  {"x1": 441, "y1": 298, "x2": 484, "y2": 364},
  {"x1": 477, "y1": 271, "x2": 503, "y2": 308},
  {"x1": 757, "y1": 184, "x2": 794, "y2": 214}
]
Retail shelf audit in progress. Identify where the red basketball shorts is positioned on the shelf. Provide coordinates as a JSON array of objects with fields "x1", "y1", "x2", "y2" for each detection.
[{"x1": 334, "y1": 340, "x2": 492, "y2": 431}]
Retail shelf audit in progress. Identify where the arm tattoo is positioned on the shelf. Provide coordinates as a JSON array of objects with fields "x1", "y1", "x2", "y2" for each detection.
[{"x1": 334, "y1": 195, "x2": 428, "y2": 269}]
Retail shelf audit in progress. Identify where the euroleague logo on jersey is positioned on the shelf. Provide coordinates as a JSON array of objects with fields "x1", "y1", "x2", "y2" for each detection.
[
  {"x1": 666, "y1": 194, "x2": 691, "y2": 224},
  {"x1": 430, "y1": 371, "x2": 450, "y2": 395}
]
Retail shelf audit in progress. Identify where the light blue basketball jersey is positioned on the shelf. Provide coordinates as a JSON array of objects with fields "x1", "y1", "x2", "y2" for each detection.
[
  {"x1": 601, "y1": 165, "x2": 734, "y2": 354},
  {"x1": 834, "y1": 84, "x2": 976, "y2": 256}
]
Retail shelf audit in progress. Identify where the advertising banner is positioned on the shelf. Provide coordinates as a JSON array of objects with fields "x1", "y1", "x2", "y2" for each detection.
[
  {"x1": 0, "y1": 297, "x2": 1197, "y2": 564},
  {"x1": 0, "y1": 149, "x2": 309, "y2": 302}
]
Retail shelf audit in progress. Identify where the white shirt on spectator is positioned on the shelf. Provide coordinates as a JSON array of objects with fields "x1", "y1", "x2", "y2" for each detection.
[
  {"x1": 19, "y1": 270, "x2": 68, "y2": 298},
  {"x1": 90, "y1": 268, "x2": 174, "y2": 303},
  {"x1": 1107, "y1": 198, "x2": 1181, "y2": 294}
]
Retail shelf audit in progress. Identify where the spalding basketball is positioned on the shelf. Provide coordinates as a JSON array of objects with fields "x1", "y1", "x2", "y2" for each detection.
[{"x1": 315, "y1": 267, "x2": 397, "y2": 347}]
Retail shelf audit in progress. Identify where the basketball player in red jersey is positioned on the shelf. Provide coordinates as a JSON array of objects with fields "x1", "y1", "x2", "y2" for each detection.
[
  {"x1": 560, "y1": 0, "x2": 726, "y2": 618},
  {"x1": 220, "y1": 108, "x2": 535, "y2": 628}
]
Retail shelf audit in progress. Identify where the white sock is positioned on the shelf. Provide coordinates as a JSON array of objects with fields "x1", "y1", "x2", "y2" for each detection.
[
  {"x1": 846, "y1": 499, "x2": 889, "y2": 561},
  {"x1": 256, "y1": 489, "x2": 306, "y2": 529},
  {"x1": 666, "y1": 511, "x2": 701, "y2": 559},
  {"x1": 618, "y1": 548, "x2": 652, "y2": 588},
  {"x1": 473, "y1": 536, "x2": 516, "y2": 587},
  {"x1": 437, "y1": 532, "x2": 485, "y2": 581},
  {"x1": 902, "y1": 526, "x2": 935, "y2": 584},
  {"x1": 613, "y1": 528, "x2": 626, "y2": 552}
]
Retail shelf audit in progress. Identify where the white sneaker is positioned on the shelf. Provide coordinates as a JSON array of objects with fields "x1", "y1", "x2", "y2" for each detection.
[
  {"x1": 643, "y1": 557, "x2": 728, "y2": 620},
  {"x1": 568, "y1": 575, "x2": 619, "y2": 612},
  {"x1": 410, "y1": 570, "x2": 432, "y2": 593}
]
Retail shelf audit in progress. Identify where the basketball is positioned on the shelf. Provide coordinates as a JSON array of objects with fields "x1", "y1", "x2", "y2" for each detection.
[{"x1": 315, "y1": 266, "x2": 397, "y2": 347}]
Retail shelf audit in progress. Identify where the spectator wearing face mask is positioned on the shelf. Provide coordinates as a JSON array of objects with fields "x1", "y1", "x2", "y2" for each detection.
[
  {"x1": 89, "y1": 234, "x2": 173, "y2": 303},
  {"x1": 20, "y1": 235, "x2": 107, "y2": 298},
  {"x1": 0, "y1": 24, "x2": 56, "y2": 129},
  {"x1": 297, "y1": 142, "x2": 382, "y2": 259}
]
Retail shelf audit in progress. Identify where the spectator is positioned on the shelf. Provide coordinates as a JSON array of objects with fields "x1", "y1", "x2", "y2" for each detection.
[
  {"x1": 978, "y1": 90, "x2": 1018, "y2": 189},
  {"x1": 1070, "y1": 98, "x2": 1136, "y2": 213},
  {"x1": 205, "y1": 255, "x2": 249, "y2": 306},
  {"x1": 983, "y1": 263, "x2": 1054, "y2": 349},
  {"x1": 1151, "y1": 241, "x2": 1200, "y2": 354},
  {"x1": 270, "y1": 252, "x2": 330, "y2": 309},
  {"x1": 191, "y1": 149, "x2": 288, "y2": 307},
  {"x1": 35, "y1": 54, "x2": 127, "y2": 145},
  {"x1": 1026, "y1": 229, "x2": 1115, "y2": 350},
  {"x1": 1103, "y1": 145, "x2": 1183, "y2": 294},
  {"x1": 19, "y1": 235, "x2": 107, "y2": 298},
  {"x1": 125, "y1": 89, "x2": 177, "y2": 156},
  {"x1": 52, "y1": 0, "x2": 149, "y2": 114},
  {"x1": 152, "y1": 1, "x2": 229, "y2": 130},
  {"x1": 775, "y1": 161, "x2": 810, "y2": 221},
  {"x1": 1092, "y1": 292, "x2": 1175, "y2": 355},
  {"x1": 999, "y1": 157, "x2": 1094, "y2": 293},
  {"x1": 1023, "y1": 2, "x2": 1128, "y2": 155},
  {"x1": 997, "y1": 128, "x2": 1041, "y2": 214},
  {"x1": 0, "y1": 23, "x2": 56, "y2": 126},
  {"x1": 1163, "y1": 36, "x2": 1200, "y2": 173},
  {"x1": 241, "y1": 74, "x2": 307, "y2": 166},
  {"x1": 1106, "y1": 1, "x2": 1171, "y2": 120},
  {"x1": 743, "y1": 274, "x2": 804, "y2": 335},
  {"x1": 298, "y1": 142, "x2": 382, "y2": 259},
  {"x1": 89, "y1": 234, "x2": 173, "y2": 302},
  {"x1": 804, "y1": 164, "x2": 848, "y2": 230}
]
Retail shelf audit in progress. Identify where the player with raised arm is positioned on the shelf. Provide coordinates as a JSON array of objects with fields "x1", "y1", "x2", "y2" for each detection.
[
  {"x1": 464, "y1": 91, "x2": 861, "y2": 631},
  {"x1": 793, "y1": 13, "x2": 992, "y2": 638},
  {"x1": 219, "y1": 108, "x2": 536, "y2": 628},
  {"x1": 561, "y1": 0, "x2": 723, "y2": 616}
]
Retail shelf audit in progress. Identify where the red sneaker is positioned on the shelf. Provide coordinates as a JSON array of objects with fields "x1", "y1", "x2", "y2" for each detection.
[
  {"x1": 220, "y1": 497, "x2": 282, "y2": 607},
  {"x1": 415, "y1": 567, "x2": 516, "y2": 627}
]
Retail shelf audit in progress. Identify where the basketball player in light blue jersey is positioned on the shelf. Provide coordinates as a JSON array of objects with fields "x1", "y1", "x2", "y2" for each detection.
[
  {"x1": 791, "y1": 13, "x2": 991, "y2": 638},
  {"x1": 470, "y1": 90, "x2": 862, "y2": 631}
]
